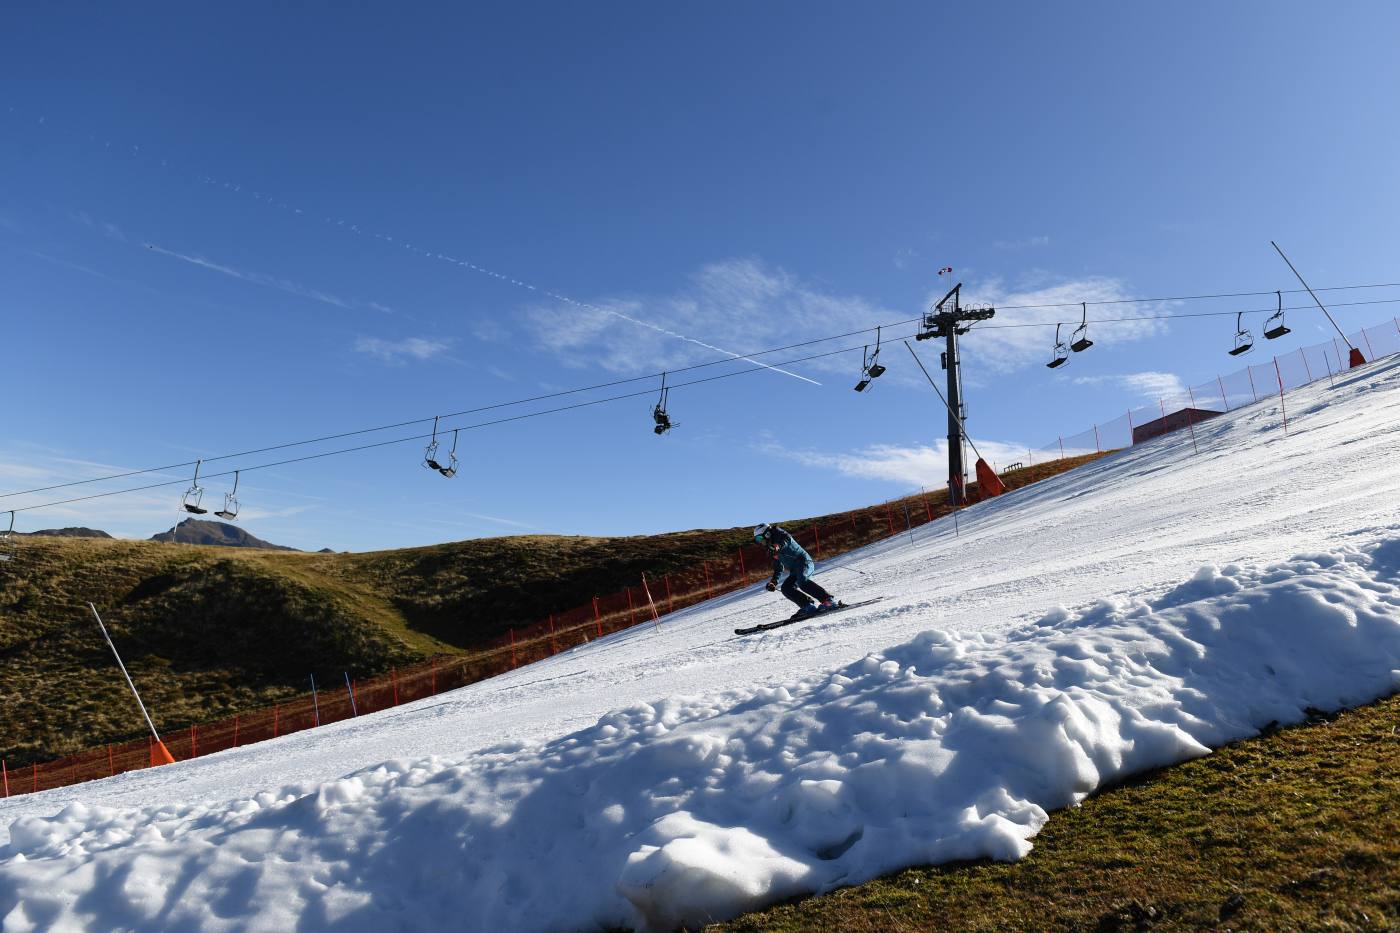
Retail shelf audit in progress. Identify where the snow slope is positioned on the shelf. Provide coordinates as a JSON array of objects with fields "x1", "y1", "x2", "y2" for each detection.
[{"x1": 3, "y1": 357, "x2": 1400, "y2": 931}]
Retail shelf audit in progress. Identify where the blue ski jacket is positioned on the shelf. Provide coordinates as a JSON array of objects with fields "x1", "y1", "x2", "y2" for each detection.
[{"x1": 766, "y1": 526, "x2": 815, "y2": 581}]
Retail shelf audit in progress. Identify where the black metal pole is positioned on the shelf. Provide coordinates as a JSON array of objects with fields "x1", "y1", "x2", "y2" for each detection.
[{"x1": 944, "y1": 325, "x2": 966, "y2": 505}]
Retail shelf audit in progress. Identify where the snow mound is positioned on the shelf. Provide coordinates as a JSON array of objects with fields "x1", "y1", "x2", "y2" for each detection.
[{"x1": 3, "y1": 537, "x2": 1398, "y2": 931}]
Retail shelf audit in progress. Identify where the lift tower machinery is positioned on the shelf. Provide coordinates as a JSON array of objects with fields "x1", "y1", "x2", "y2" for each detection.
[{"x1": 916, "y1": 282, "x2": 995, "y2": 506}]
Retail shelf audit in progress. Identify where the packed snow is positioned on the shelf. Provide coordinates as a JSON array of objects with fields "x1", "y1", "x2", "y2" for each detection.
[{"x1": 3, "y1": 357, "x2": 1400, "y2": 931}]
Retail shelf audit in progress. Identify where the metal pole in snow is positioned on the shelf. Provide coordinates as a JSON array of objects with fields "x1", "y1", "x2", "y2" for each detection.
[
  {"x1": 310, "y1": 674, "x2": 320, "y2": 727},
  {"x1": 1185, "y1": 387, "x2": 1200, "y2": 455},
  {"x1": 1274, "y1": 356, "x2": 1289, "y2": 434},
  {"x1": 344, "y1": 672, "x2": 358, "y2": 716},
  {"x1": 1218, "y1": 376, "x2": 1228, "y2": 411},
  {"x1": 1271, "y1": 241, "x2": 1356, "y2": 350},
  {"x1": 89, "y1": 604, "x2": 164, "y2": 747},
  {"x1": 640, "y1": 573, "x2": 662, "y2": 630}
]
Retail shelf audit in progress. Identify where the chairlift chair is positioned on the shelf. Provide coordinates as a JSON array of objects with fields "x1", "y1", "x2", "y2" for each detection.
[
  {"x1": 214, "y1": 470, "x2": 241, "y2": 520},
  {"x1": 1263, "y1": 290, "x2": 1291, "y2": 340},
  {"x1": 1046, "y1": 323, "x2": 1069, "y2": 368},
  {"x1": 437, "y1": 430, "x2": 459, "y2": 478},
  {"x1": 854, "y1": 327, "x2": 887, "y2": 391},
  {"x1": 0, "y1": 511, "x2": 15, "y2": 562},
  {"x1": 422, "y1": 416, "x2": 447, "y2": 473},
  {"x1": 1228, "y1": 311, "x2": 1254, "y2": 356},
  {"x1": 653, "y1": 372, "x2": 674, "y2": 435},
  {"x1": 182, "y1": 460, "x2": 208, "y2": 515},
  {"x1": 1069, "y1": 302, "x2": 1094, "y2": 353}
]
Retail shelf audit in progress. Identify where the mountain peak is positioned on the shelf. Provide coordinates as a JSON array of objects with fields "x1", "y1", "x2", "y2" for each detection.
[{"x1": 150, "y1": 518, "x2": 296, "y2": 551}]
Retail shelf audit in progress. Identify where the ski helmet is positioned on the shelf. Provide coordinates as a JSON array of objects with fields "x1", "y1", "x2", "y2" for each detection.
[{"x1": 753, "y1": 523, "x2": 771, "y2": 542}]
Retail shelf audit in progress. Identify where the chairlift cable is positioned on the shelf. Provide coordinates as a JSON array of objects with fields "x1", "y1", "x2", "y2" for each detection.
[
  {"x1": 7, "y1": 337, "x2": 912, "y2": 515},
  {"x1": 3, "y1": 290, "x2": 1399, "y2": 504}
]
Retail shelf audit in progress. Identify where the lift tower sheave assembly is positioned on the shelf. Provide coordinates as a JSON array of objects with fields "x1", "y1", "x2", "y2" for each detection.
[{"x1": 916, "y1": 283, "x2": 995, "y2": 505}]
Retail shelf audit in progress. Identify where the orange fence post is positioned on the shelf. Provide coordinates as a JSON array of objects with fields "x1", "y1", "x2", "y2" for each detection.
[
  {"x1": 664, "y1": 574, "x2": 674, "y2": 613},
  {"x1": 190, "y1": 724, "x2": 197, "y2": 758},
  {"x1": 392, "y1": 668, "x2": 400, "y2": 704},
  {"x1": 2, "y1": 759, "x2": 8, "y2": 797},
  {"x1": 108, "y1": 745, "x2": 114, "y2": 776},
  {"x1": 509, "y1": 631, "x2": 517, "y2": 668},
  {"x1": 1247, "y1": 366, "x2": 1258, "y2": 402},
  {"x1": 627, "y1": 588, "x2": 637, "y2": 626},
  {"x1": 1301, "y1": 350, "x2": 1313, "y2": 383},
  {"x1": 1274, "y1": 356, "x2": 1289, "y2": 434},
  {"x1": 737, "y1": 548, "x2": 747, "y2": 579},
  {"x1": 593, "y1": 597, "x2": 602, "y2": 637},
  {"x1": 234, "y1": 714, "x2": 240, "y2": 746},
  {"x1": 884, "y1": 504, "x2": 895, "y2": 535},
  {"x1": 273, "y1": 705, "x2": 280, "y2": 738},
  {"x1": 432, "y1": 661, "x2": 439, "y2": 693},
  {"x1": 813, "y1": 525, "x2": 822, "y2": 559},
  {"x1": 32, "y1": 764, "x2": 37, "y2": 793},
  {"x1": 549, "y1": 614, "x2": 557, "y2": 655},
  {"x1": 703, "y1": 562, "x2": 712, "y2": 594},
  {"x1": 1362, "y1": 328, "x2": 1376, "y2": 361}
]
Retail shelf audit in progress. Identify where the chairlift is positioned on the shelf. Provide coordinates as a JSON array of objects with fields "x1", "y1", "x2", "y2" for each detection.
[
  {"x1": 181, "y1": 460, "x2": 208, "y2": 514},
  {"x1": 1263, "y1": 290, "x2": 1291, "y2": 340},
  {"x1": 1227, "y1": 311, "x2": 1254, "y2": 356},
  {"x1": 0, "y1": 511, "x2": 14, "y2": 562},
  {"x1": 653, "y1": 372, "x2": 674, "y2": 435},
  {"x1": 1046, "y1": 323, "x2": 1069, "y2": 368},
  {"x1": 1069, "y1": 302, "x2": 1094, "y2": 353},
  {"x1": 854, "y1": 327, "x2": 888, "y2": 392},
  {"x1": 214, "y1": 470, "x2": 241, "y2": 520},
  {"x1": 437, "y1": 430, "x2": 459, "y2": 478},
  {"x1": 423, "y1": 416, "x2": 446, "y2": 473}
]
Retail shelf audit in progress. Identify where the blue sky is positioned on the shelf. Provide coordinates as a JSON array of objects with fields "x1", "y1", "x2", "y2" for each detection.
[{"x1": 2, "y1": 2, "x2": 1398, "y2": 550}]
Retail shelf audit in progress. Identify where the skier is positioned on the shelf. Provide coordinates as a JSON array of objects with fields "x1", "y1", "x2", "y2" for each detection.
[{"x1": 754, "y1": 523, "x2": 841, "y2": 619}]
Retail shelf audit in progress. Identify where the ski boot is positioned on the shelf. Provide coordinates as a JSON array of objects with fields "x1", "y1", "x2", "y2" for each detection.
[
  {"x1": 818, "y1": 597, "x2": 843, "y2": 612},
  {"x1": 790, "y1": 603, "x2": 821, "y2": 621}
]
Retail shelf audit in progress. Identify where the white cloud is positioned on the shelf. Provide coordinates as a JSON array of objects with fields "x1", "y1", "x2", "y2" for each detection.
[
  {"x1": 522, "y1": 258, "x2": 896, "y2": 381},
  {"x1": 956, "y1": 276, "x2": 1172, "y2": 375},
  {"x1": 758, "y1": 438, "x2": 1032, "y2": 488},
  {"x1": 354, "y1": 336, "x2": 453, "y2": 364},
  {"x1": 524, "y1": 261, "x2": 1167, "y2": 387},
  {"x1": 1073, "y1": 371, "x2": 1186, "y2": 401}
]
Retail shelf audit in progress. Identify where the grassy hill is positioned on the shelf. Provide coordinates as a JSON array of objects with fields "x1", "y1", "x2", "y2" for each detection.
[{"x1": 0, "y1": 454, "x2": 1102, "y2": 767}]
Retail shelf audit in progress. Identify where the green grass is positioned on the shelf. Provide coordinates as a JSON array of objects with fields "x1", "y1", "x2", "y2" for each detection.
[
  {"x1": 0, "y1": 453, "x2": 1103, "y2": 767},
  {"x1": 708, "y1": 693, "x2": 1400, "y2": 932}
]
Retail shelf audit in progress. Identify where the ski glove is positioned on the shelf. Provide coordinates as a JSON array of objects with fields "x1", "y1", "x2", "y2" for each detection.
[{"x1": 766, "y1": 580, "x2": 778, "y2": 592}]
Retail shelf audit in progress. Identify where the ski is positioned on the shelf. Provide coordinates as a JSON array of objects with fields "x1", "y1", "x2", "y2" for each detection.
[{"x1": 734, "y1": 597, "x2": 884, "y2": 635}]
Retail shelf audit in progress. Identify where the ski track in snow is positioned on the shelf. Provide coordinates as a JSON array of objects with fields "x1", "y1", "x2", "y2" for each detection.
[{"x1": 2, "y1": 358, "x2": 1400, "y2": 931}]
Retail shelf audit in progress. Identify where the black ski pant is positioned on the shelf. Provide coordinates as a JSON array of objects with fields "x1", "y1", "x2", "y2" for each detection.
[{"x1": 781, "y1": 571, "x2": 831, "y2": 608}]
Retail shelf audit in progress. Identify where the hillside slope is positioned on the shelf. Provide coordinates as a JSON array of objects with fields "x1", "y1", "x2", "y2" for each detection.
[
  {"x1": 0, "y1": 359, "x2": 1396, "y2": 931},
  {"x1": 0, "y1": 456, "x2": 1099, "y2": 765}
]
